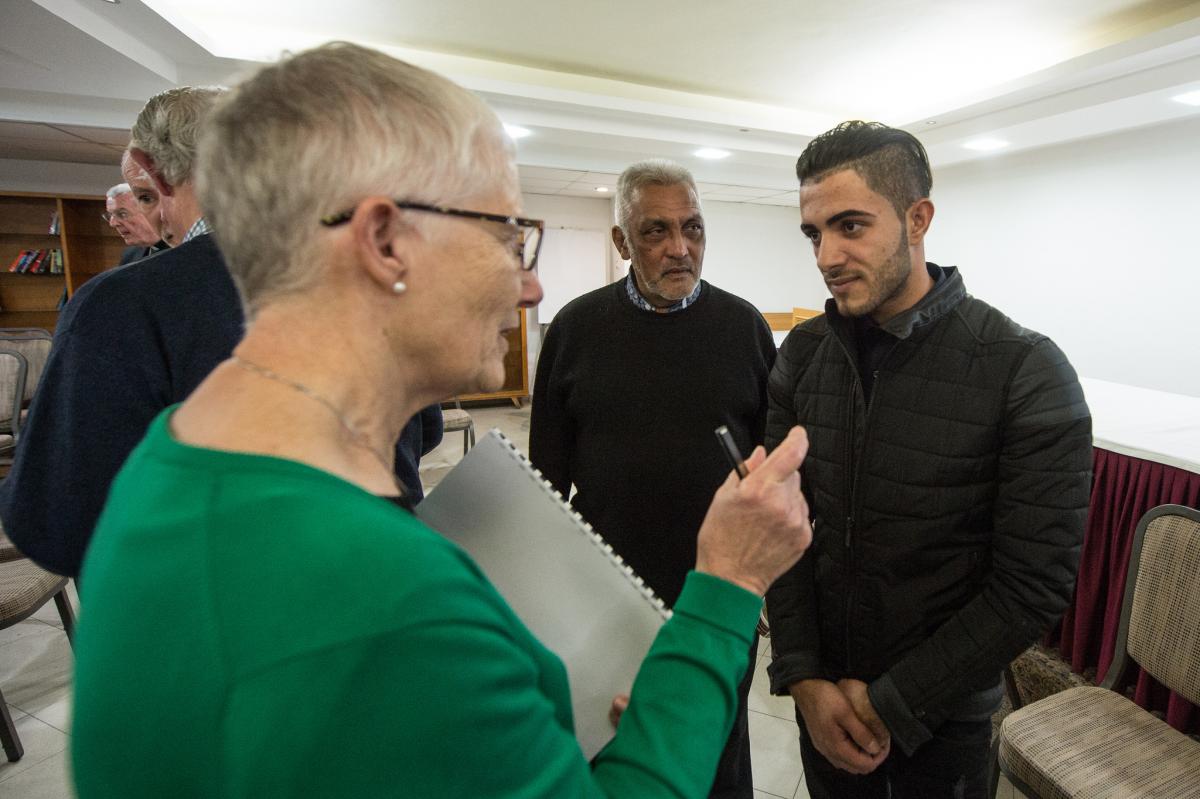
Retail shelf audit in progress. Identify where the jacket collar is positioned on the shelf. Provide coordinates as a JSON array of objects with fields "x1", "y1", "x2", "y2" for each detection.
[{"x1": 826, "y1": 263, "x2": 965, "y2": 341}]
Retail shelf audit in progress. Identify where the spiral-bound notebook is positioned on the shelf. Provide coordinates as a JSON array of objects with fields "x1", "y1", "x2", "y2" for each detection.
[{"x1": 415, "y1": 429, "x2": 670, "y2": 759}]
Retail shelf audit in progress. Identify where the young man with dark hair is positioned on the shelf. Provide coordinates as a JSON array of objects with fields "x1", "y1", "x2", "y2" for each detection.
[
  {"x1": 795, "y1": 120, "x2": 932, "y2": 217},
  {"x1": 765, "y1": 120, "x2": 1093, "y2": 798}
]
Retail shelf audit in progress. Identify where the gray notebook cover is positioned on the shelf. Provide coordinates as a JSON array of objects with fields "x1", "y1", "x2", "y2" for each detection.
[{"x1": 415, "y1": 429, "x2": 670, "y2": 759}]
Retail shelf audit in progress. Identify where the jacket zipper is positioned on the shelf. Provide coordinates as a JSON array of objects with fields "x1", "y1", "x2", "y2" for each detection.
[
  {"x1": 831, "y1": 319, "x2": 902, "y2": 673},
  {"x1": 843, "y1": 370, "x2": 884, "y2": 673}
]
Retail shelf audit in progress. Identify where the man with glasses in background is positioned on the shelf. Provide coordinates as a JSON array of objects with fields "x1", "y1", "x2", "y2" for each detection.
[
  {"x1": 103, "y1": 182, "x2": 167, "y2": 265},
  {"x1": 530, "y1": 159, "x2": 777, "y2": 799}
]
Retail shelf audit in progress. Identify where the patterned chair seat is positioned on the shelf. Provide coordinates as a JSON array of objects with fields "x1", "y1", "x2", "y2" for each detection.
[{"x1": 999, "y1": 685, "x2": 1200, "y2": 798}]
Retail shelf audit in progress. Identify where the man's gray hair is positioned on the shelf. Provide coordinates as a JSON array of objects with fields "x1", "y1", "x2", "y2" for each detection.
[
  {"x1": 615, "y1": 159, "x2": 700, "y2": 237},
  {"x1": 196, "y1": 41, "x2": 514, "y2": 316},
  {"x1": 105, "y1": 183, "x2": 133, "y2": 200},
  {"x1": 130, "y1": 86, "x2": 224, "y2": 187}
]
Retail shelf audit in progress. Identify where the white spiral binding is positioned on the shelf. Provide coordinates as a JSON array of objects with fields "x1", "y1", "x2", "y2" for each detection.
[{"x1": 491, "y1": 429, "x2": 673, "y2": 620}]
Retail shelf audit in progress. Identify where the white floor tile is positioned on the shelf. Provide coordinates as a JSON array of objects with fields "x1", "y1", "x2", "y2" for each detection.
[
  {"x1": 0, "y1": 623, "x2": 72, "y2": 715},
  {"x1": 748, "y1": 709, "x2": 803, "y2": 799},
  {"x1": 0, "y1": 749, "x2": 73, "y2": 798},
  {"x1": 748, "y1": 651, "x2": 797, "y2": 721},
  {"x1": 28, "y1": 603, "x2": 64, "y2": 628},
  {"x1": 0, "y1": 711, "x2": 68, "y2": 787},
  {"x1": 793, "y1": 773, "x2": 812, "y2": 799},
  {"x1": 0, "y1": 620, "x2": 55, "y2": 648},
  {"x1": 754, "y1": 789, "x2": 788, "y2": 799},
  {"x1": 27, "y1": 690, "x2": 71, "y2": 735}
]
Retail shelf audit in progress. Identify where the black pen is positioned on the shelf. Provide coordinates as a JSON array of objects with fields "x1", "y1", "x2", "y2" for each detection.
[{"x1": 714, "y1": 425, "x2": 749, "y2": 480}]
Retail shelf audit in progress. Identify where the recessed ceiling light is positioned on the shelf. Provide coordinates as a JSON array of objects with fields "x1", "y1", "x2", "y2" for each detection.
[
  {"x1": 925, "y1": 120, "x2": 938, "y2": 126},
  {"x1": 962, "y1": 137, "x2": 1009, "y2": 152},
  {"x1": 101, "y1": 0, "x2": 120, "y2": 4},
  {"x1": 694, "y1": 148, "x2": 730, "y2": 160},
  {"x1": 1171, "y1": 90, "x2": 1200, "y2": 107},
  {"x1": 503, "y1": 124, "x2": 531, "y2": 140},
  {"x1": 594, "y1": 187, "x2": 609, "y2": 193}
]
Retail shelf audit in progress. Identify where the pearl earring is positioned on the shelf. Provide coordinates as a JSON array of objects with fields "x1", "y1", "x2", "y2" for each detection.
[{"x1": 392, "y1": 281, "x2": 407, "y2": 294}]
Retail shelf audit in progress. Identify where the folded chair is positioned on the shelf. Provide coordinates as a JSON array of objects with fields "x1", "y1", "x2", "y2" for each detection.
[
  {"x1": 992, "y1": 503, "x2": 1200, "y2": 798},
  {"x1": 0, "y1": 524, "x2": 75, "y2": 762},
  {"x1": 0, "y1": 348, "x2": 29, "y2": 461},
  {"x1": 0, "y1": 328, "x2": 51, "y2": 445}
]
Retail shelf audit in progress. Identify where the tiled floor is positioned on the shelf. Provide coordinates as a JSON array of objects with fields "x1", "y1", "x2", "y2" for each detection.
[
  {"x1": 0, "y1": 581, "x2": 76, "y2": 796},
  {"x1": 2, "y1": 402, "x2": 1024, "y2": 797}
]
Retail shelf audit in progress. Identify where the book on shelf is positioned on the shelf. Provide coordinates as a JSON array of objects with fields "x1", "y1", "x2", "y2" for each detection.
[
  {"x1": 28, "y1": 250, "x2": 48, "y2": 274},
  {"x1": 6, "y1": 249, "x2": 63, "y2": 274},
  {"x1": 8, "y1": 250, "x2": 31, "y2": 272},
  {"x1": 48, "y1": 210, "x2": 60, "y2": 235},
  {"x1": 17, "y1": 250, "x2": 38, "y2": 273},
  {"x1": 37, "y1": 249, "x2": 60, "y2": 274}
]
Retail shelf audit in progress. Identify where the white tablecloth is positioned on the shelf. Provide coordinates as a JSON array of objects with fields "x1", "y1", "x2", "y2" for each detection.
[{"x1": 1080, "y1": 377, "x2": 1200, "y2": 475}]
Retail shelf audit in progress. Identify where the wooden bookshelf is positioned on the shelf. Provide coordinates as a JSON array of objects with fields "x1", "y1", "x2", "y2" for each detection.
[
  {"x1": 0, "y1": 191, "x2": 126, "y2": 331},
  {"x1": 458, "y1": 308, "x2": 529, "y2": 407}
]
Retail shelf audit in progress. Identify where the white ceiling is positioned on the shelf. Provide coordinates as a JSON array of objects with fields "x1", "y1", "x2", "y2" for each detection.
[{"x1": 2, "y1": 0, "x2": 1200, "y2": 205}]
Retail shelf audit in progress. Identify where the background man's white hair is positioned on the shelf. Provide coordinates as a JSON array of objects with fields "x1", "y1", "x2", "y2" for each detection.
[
  {"x1": 615, "y1": 159, "x2": 701, "y2": 239},
  {"x1": 105, "y1": 183, "x2": 133, "y2": 200}
]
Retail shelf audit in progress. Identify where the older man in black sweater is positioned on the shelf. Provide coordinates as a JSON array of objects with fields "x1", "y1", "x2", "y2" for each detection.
[{"x1": 531, "y1": 160, "x2": 776, "y2": 799}]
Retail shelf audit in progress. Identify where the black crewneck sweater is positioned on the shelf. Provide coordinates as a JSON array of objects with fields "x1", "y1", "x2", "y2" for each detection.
[{"x1": 530, "y1": 279, "x2": 776, "y2": 605}]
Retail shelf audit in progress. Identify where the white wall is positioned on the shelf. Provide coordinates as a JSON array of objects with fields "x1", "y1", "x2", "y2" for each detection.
[
  {"x1": 10, "y1": 114, "x2": 1198, "y2": 400},
  {"x1": 928, "y1": 115, "x2": 1200, "y2": 397},
  {"x1": 0, "y1": 158, "x2": 119, "y2": 195},
  {"x1": 700, "y1": 199, "x2": 828, "y2": 314},
  {"x1": 519, "y1": 192, "x2": 616, "y2": 385}
]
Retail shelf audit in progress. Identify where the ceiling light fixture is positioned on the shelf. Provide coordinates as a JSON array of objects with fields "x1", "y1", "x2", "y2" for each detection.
[
  {"x1": 1171, "y1": 90, "x2": 1200, "y2": 107},
  {"x1": 101, "y1": 0, "x2": 120, "y2": 4},
  {"x1": 594, "y1": 187, "x2": 609, "y2": 193},
  {"x1": 503, "y1": 124, "x2": 531, "y2": 140},
  {"x1": 962, "y1": 137, "x2": 1009, "y2": 152},
  {"x1": 694, "y1": 148, "x2": 730, "y2": 160}
]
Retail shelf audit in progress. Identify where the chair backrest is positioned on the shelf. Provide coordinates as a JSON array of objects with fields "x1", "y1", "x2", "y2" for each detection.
[
  {"x1": 0, "y1": 349, "x2": 28, "y2": 435},
  {"x1": 1105, "y1": 504, "x2": 1200, "y2": 704},
  {"x1": 0, "y1": 329, "x2": 51, "y2": 405}
]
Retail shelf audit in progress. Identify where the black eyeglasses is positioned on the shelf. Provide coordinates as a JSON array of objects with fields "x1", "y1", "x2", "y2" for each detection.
[{"x1": 320, "y1": 200, "x2": 544, "y2": 272}]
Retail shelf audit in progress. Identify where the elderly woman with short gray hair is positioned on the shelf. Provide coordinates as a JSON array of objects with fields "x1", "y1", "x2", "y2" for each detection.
[{"x1": 70, "y1": 42, "x2": 812, "y2": 798}]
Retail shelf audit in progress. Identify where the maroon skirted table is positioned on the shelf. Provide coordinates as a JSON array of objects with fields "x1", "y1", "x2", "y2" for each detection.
[{"x1": 1052, "y1": 378, "x2": 1200, "y2": 733}]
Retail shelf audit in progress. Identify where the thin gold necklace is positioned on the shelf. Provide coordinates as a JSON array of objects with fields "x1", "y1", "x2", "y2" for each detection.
[{"x1": 230, "y1": 355, "x2": 402, "y2": 494}]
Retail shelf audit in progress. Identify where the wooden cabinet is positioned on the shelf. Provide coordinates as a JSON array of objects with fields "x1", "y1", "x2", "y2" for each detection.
[
  {"x1": 459, "y1": 308, "x2": 529, "y2": 406},
  {"x1": 0, "y1": 191, "x2": 125, "y2": 331}
]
